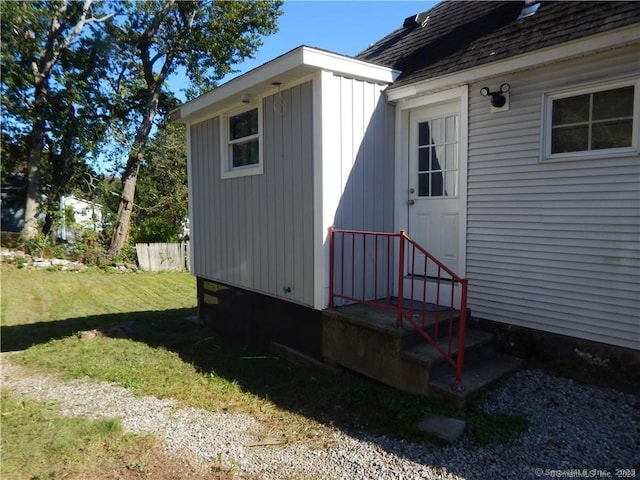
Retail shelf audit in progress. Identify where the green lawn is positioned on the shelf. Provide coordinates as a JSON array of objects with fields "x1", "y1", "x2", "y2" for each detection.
[
  {"x1": 1, "y1": 265, "x2": 528, "y2": 469},
  {"x1": 1, "y1": 267, "x2": 196, "y2": 326}
]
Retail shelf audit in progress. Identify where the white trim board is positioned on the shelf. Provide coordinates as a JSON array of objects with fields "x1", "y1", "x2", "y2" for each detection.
[{"x1": 176, "y1": 46, "x2": 400, "y2": 125}]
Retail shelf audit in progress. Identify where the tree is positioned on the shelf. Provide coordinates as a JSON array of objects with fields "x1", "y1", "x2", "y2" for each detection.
[
  {"x1": 0, "y1": 0, "x2": 113, "y2": 240},
  {"x1": 105, "y1": 0, "x2": 283, "y2": 257},
  {"x1": 131, "y1": 122, "x2": 188, "y2": 243}
]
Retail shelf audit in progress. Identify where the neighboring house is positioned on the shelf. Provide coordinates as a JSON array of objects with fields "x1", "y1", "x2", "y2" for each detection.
[
  {"x1": 175, "y1": 1, "x2": 639, "y2": 379},
  {"x1": 0, "y1": 173, "x2": 26, "y2": 233},
  {"x1": 58, "y1": 194, "x2": 103, "y2": 242}
]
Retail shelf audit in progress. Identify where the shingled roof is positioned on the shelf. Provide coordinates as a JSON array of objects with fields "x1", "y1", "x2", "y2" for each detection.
[{"x1": 356, "y1": 1, "x2": 640, "y2": 90}]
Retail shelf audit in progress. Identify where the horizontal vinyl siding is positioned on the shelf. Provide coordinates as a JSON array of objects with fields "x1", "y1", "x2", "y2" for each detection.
[
  {"x1": 189, "y1": 82, "x2": 315, "y2": 306},
  {"x1": 467, "y1": 45, "x2": 640, "y2": 349}
]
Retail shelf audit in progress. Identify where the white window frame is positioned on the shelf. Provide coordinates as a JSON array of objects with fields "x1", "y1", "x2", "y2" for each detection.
[
  {"x1": 220, "y1": 102, "x2": 263, "y2": 179},
  {"x1": 542, "y1": 77, "x2": 639, "y2": 162}
]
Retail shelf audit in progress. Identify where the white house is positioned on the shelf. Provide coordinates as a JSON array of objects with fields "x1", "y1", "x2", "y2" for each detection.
[
  {"x1": 58, "y1": 194, "x2": 103, "y2": 242},
  {"x1": 174, "y1": 1, "x2": 640, "y2": 384}
]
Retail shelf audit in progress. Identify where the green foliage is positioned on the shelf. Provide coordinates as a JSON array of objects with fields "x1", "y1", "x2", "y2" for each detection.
[
  {"x1": 23, "y1": 228, "x2": 54, "y2": 257},
  {"x1": 1, "y1": 0, "x2": 115, "y2": 241},
  {"x1": 111, "y1": 243, "x2": 137, "y2": 264},
  {"x1": 132, "y1": 216, "x2": 180, "y2": 243},
  {"x1": 2, "y1": 0, "x2": 283, "y2": 251},
  {"x1": 64, "y1": 205, "x2": 76, "y2": 227},
  {"x1": 131, "y1": 122, "x2": 189, "y2": 243},
  {"x1": 105, "y1": 0, "x2": 283, "y2": 256}
]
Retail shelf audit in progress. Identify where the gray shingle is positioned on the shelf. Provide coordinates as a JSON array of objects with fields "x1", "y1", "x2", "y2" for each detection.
[{"x1": 356, "y1": 1, "x2": 640, "y2": 89}]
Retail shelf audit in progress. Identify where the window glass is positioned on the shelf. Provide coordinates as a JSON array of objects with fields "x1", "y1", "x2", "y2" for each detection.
[
  {"x1": 418, "y1": 123, "x2": 429, "y2": 146},
  {"x1": 592, "y1": 86, "x2": 634, "y2": 120},
  {"x1": 415, "y1": 115, "x2": 459, "y2": 197},
  {"x1": 418, "y1": 148, "x2": 429, "y2": 171},
  {"x1": 418, "y1": 172, "x2": 429, "y2": 196},
  {"x1": 229, "y1": 109, "x2": 258, "y2": 141},
  {"x1": 552, "y1": 94, "x2": 589, "y2": 125},
  {"x1": 550, "y1": 85, "x2": 634, "y2": 154},
  {"x1": 552, "y1": 125, "x2": 589, "y2": 153},
  {"x1": 592, "y1": 119, "x2": 633, "y2": 150},
  {"x1": 231, "y1": 140, "x2": 259, "y2": 168},
  {"x1": 223, "y1": 106, "x2": 261, "y2": 176}
]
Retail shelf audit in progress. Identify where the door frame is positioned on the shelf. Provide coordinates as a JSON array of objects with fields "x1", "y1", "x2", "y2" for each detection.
[{"x1": 393, "y1": 85, "x2": 469, "y2": 278}]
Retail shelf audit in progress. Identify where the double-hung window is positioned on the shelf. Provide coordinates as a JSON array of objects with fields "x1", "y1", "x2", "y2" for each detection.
[
  {"x1": 221, "y1": 103, "x2": 263, "y2": 178},
  {"x1": 543, "y1": 78, "x2": 638, "y2": 161}
]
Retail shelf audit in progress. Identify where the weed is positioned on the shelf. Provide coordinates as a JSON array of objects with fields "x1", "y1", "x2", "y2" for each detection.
[{"x1": 547, "y1": 357, "x2": 571, "y2": 376}]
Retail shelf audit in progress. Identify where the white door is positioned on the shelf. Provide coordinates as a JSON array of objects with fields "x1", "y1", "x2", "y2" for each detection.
[{"x1": 407, "y1": 102, "x2": 463, "y2": 303}]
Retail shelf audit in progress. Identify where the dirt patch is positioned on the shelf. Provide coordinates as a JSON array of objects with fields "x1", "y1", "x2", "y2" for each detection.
[{"x1": 77, "y1": 443, "x2": 262, "y2": 480}]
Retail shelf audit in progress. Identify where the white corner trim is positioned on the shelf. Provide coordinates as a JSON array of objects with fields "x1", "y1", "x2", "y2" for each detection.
[
  {"x1": 312, "y1": 71, "x2": 326, "y2": 310},
  {"x1": 387, "y1": 24, "x2": 640, "y2": 102},
  {"x1": 185, "y1": 124, "x2": 195, "y2": 274}
]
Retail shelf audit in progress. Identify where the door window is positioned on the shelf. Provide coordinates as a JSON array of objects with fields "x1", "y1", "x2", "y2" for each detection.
[{"x1": 416, "y1": 115, "x2": 459, "y2": 197}]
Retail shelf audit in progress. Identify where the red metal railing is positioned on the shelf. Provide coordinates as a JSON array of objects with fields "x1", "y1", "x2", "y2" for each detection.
[{"x1": 328, "y1": 227, "x2": 468, "y2": 389}]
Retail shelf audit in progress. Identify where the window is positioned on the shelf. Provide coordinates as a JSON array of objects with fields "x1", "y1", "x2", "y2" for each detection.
[
  {"x1": 417, "y1": 114, "x2": 459, "y2": 197},
  {"x1": 544, "y1": 79, "x2": 638, "y2": 160},
  {"x1": 221, "y1": 103, "x2": 263, "y2": 178}
]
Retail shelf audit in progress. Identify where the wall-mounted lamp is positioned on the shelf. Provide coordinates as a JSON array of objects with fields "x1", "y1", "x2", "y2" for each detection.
[{"x1": 480, "y1": 83, "x2": 510, "y2": 108}]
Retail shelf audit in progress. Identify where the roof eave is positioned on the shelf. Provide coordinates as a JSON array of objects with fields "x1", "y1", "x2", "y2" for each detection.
[{"x1": 174, "y1": 46, "x2": 400, "y2": 124}]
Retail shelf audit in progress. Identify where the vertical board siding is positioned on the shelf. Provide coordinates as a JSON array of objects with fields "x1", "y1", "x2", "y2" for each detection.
[
  {"x1": 189, "y1": 82, "x2": 315, "y2": 306},
  {"x1": 467, "y1": 45, "x2": 640, "y2": 349},
  {"x1": 330, "y1": 75, "x2": 395, "y2": 232},
  {"x1": 326, "y1": 75, "x2": 396, "y2": 302}
]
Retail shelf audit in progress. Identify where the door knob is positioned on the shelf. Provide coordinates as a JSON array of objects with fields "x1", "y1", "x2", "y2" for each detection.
[{"x1": 408, "y1": 199, "x2": 415, "y2": 206}]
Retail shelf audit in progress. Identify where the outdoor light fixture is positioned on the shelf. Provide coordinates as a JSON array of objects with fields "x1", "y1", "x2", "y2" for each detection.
[{"x1": 480, "y1": 83, "x2": 510, "y2": 108}]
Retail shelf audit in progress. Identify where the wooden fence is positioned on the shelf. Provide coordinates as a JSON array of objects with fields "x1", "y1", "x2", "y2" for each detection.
[{"x1": 135, "y1": 242, "x2": 190, "y2": 272}]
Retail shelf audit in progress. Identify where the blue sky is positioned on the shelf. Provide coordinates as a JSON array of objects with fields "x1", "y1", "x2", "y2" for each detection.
[{"x1": 170, "y1": 1, "x2": 436, "y2": 100}]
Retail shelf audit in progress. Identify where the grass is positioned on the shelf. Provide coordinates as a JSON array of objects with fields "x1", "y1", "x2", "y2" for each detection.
[
  {"x1": 1, "y1": 266, "x2": 528, "y2": 471},
  {"x1": 0, "y1": 391, "x2": 248, "y2": 480},
  {"x1": 1, "y1": 391, "x2": 150, "y2": 479}
]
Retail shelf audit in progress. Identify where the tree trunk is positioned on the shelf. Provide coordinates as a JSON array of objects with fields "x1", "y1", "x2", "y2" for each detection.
[
  {"x1": 107, "y1": 157, "x2": 140, "y2": 257},
  {"x1": 23, "y1": 124, "x2": 44, "y2": 241},
  {"x1": 107, "y1": 87, "x2": 161, "y2": 258}
]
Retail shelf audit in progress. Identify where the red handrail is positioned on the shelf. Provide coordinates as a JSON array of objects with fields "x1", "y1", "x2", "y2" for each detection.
[{"x1": 328, "y1": 226, "x2": 468, "y2": 389}]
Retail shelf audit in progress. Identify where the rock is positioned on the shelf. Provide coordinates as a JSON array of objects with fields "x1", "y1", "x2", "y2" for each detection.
[
  {"x1": 78, "y1": 329, "x2": 102, "y2": 340},
  {"x1": 61, "y1": 262, "x2": 88, "y2": 271},
  {"x1": 416, "y1": 416, "x2": 467, "y2": 443},
  {"x1": 50, "y1": 258, "x2": 70, "y2": 266},
  {"x1": 32, "y1": 260, "x2": 52, "y2": 269}
]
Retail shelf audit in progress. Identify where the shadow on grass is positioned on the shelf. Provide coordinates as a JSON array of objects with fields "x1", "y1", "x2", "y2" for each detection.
[
  {"x1": 1, "y1": 309, "x2": 196, "y2": 353},
  {"x1": 1, "y1": 309, "x2": 527, "y2": 458}
]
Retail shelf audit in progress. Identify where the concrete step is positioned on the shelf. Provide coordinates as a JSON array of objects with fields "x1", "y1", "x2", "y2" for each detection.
[
  {"x1": 401, "y1": 328, "x2": 495, "y2": 368},
  {"x1": 428, "y1": 353, "x2": 525, "y2": 409}
]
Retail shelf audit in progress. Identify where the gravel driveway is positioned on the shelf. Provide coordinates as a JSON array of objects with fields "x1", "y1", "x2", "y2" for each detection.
[{"x1": 2, "y1": 356, "x2": 638, "y2": 480}]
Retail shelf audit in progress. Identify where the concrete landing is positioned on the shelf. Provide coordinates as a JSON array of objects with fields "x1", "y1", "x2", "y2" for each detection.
[
  {"x1": 429, "y1": 354, "x2": 525, "y2": 409},
  {"x1": 323, "y1": 303, "x2": 524, "y2": 407}
]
